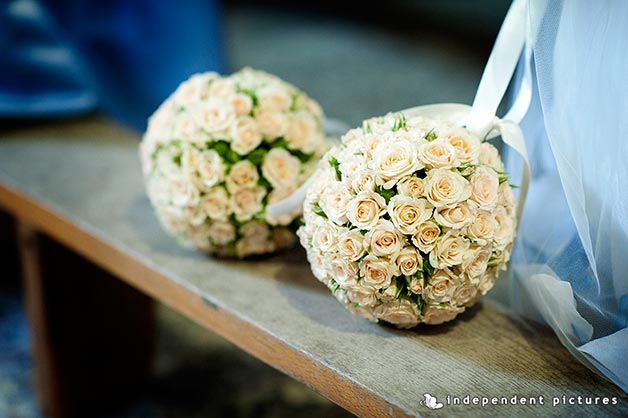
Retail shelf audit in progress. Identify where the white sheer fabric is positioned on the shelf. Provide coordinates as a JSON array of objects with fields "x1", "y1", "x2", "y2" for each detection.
[{"x1": 494, "y1": 0, "x2": 628, "y2": 392}]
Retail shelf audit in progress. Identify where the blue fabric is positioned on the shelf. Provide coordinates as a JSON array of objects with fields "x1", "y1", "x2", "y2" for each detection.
[{"x1": 0, "y1": 0, "x2": 224, "y2": 130}]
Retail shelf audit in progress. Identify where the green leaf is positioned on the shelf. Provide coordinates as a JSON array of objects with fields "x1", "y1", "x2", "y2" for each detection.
[
  {"x1": 392, "y1": 114, "x2": 407, "y2": 132},
  {"x1": 416, "y1": 295, "x2": 426, "y2": 311},
  {"x1": 312, "y1": 202, "x2": 328, "y2": 219},
  {"x1": 247, "y1": 148, "x2": 267, "y2": 165},
  {"x1": 362, "y1": 121, "x2": 372, "y2": 133},
  {"x1": 329, "y1": 156, "x2": 342, "y2": 180},
  {"x1": 423, "y1": 257, "x2": 435, "y2": 278},
  {"x1": 424, "y1": 129, "x2": 437, "y2": 141},
  {"x1": 330, "y1": 279, "x2": 340, "y2": 293},
  {"x1": 375, "y1": 186, "x2": 396, "y2": 204},
  {"x1": 172, "y1": 153, "x2": 182, "y2": 166},
  {"x1": 393, "y1": 278, "x2": 406, "y2": 300}
]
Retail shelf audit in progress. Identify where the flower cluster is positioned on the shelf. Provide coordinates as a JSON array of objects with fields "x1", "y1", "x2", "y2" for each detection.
[
  {"x1": 298, "y1": 113, "x2": 517, "y2": 327},
  {"x1": 140, "y1": 68, "x2": 328, "y2": 257}
]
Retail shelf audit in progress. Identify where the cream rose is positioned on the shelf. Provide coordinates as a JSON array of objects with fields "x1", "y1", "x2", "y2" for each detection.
[
  {"x1": 261, "y1": 148, "x2": 301, "y2": 189},
  {"x1": 424, "y1": 168, "x2": 472, "y2": 208},
  {"x1": 255, "y1": 110, "x2": 288, "y2": 139},
  {"x1": 478, "y1": 267, "x2": 499, "y2": 295},
  {"x1": 392, "y1": 246, "x2": 422, "y2": 276},
  {"x1": 230, "y1": 117, "x2": 263, "y2": 155},
  {"x1": 433, "y1": 201, "x2": 475, "y2": 229},
  {"x1": 444, "y1": 128, "x2": 481, "y2": 164},
  {"x1": 193, "y1": 98, "x2": 235, "y2": 133},
  {"x1": 346, "y1": 285, "x2": 378, "y2": 307},
  {"x1": 408, "y1": 277, "x2": 425, "y2": 295},
  {"x1": 240, "y1": 220, "x2": 271, "y2": 240},
  {"x1": 411, "y1": 221, "x2": 441, "y2": 253},
  {"x1": 387, "y1": 195, "x2": 433, "y2": 235},
  {"x1": 272, "y1": 227, "x2": 296, "y2": 249},
  {"x1": 359, "y1": 254, "x2": 394, "y2": 290},
  {"x1": 369, "y1": 139, "x2": 423, "y2": 187},
  {"x1": 258, "y1": 85, "x2": 292, "y2": 112},
  {"x1": 423, "y1": 305, "x2": 463, "y2": 325},
  {"x1": 466, "y1": 210, "x2": 496, "y2": 245},
  {"x1": 469, "y1": 166, "x2": 499, "y2": 210},
  {"x1": 201, "y1": 186, "x2": 230, "y2": 221},
  {"x1": 311, "y1": 221, "x2": 339, "y2": 253},
  {"x1": 418, "y1": 138, "x2": 459, "y2": 168},
  {"x1": 346, "y1": 191, "x2": 386, "y2": 230},
  {"x1": 319, "y1": 181, "x2": 353, "y2": 225},
  {"x1": 493, "y1": 206, "x2": 515, "y2": 251},
  {"x1": 231, "y1": 186, "x2": 265, "y2": 221},
  {"x1": 451, "y1": 283, "x2": 479, "y2": 306},
  {"x1": 307, "y1": 251, "x2": 329, "y2": 282},
  {"x1": 374, "y1": 300, "x2": 420, "y2": 329},
  {"x1": 226, "y1": 160, "x2": 259, "y2": 193},
  {"x1": 462, "y1": 245, "x2": 491, "y2": 279},
  {"x1": 230, "y1": 93, "x2": 253, "y2": 116},
  {"x1": 337, "y1": 229, "x2": 366, "y2": 261},
  {"x1": 429, "y1": 231, "x2": 471, "y2": 268},
  {"x1": 329, "y1": 254, "x2": 359, "y2": 287},
  {"x1": 172, "y1": 73, "x2": 213, "y2": 105},
  {"x1": 422, "y1": 269, "x2": 457, "y2": 303},
  {"x1": 351, "y1": 170, "x2": 376, "y2": 193},
  {"x1": 235, "y1": 236, "x2": 273, "y2": 258},
  {"x1": 364, "y1": 220, "x2": 404, "y2": 257},
  {"x1": 208, "y1": 221, "x2": 236, "y2": 245},
  {"x1": 208, "y1": 78, "x2": 236, "y2": 97},
  {"x1": 265, "y1": 186, "x2": 299, "y2": 226},
  {"x1": 173, "y1": 113, "x2": 204, "y2": 145},
  {"x1": 397, "y1": 176, "x2": 425, "y2": 198},
  {"x1": 168, "y1": 175, "x2": 200, "y2": 207},
  {"x1": 285, "y1": 111, "x2": 317, "y2": 152},
  {"x1": 479, "y1": 142, "x2": 505, "y2": 172},
  {"x1": 338, "y1": 153, "x2": 366, "y2": 178}
]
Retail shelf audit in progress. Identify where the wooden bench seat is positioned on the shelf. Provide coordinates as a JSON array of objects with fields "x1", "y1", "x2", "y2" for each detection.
[{"x1": 0, "y1": 118, "x2": 626, "y2": 417}]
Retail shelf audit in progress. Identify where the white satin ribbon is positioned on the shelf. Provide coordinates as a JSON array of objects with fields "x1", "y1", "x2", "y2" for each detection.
[{"x1": 267, "y1": 0, "x2": 533, "y2": 223}]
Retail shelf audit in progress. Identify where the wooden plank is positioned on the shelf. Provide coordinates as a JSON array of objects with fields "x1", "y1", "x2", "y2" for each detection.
[
  {"x1": 0, "y1": 118, "x2": 626, "y2": 417},
  {"x1": 16, "y1": 221, "x2": 156, "y2": 418}
]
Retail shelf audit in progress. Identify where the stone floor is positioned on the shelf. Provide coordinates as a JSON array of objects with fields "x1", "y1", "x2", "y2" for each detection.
[{"x1": 0, "y1": 3, "x2": 497, "y2": 417}]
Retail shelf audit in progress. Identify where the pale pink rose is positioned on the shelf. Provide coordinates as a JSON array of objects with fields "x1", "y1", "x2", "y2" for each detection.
[
  {"x1": 469, "y1": 166, "x2": 499, "y2": 210},
  {"x1": 411, "y1": 221, "x2": 441, "y2": 253},
  {"x1": 429, "y1": 231, "x2": 471, "y2": 268},
  {"x1": 418, "y1": 138, "x2": 459, "y2": 168},
  {"x1": 433, "y1": 201, "x2": 476, "y2": 229},
  {"x1": 423, "y1": 305, "x2": 463, "y2": 325},
  {"x1": 231, "y1": 186, "x2": 266, "y2": 221},
  {"x1": 422, "y1": 269, "x2": 458, "y2": 303},
  {"x1": 387, "y1": 195, "x2": 433, "y2": 235},
  {"x1": 359, "y1": 254, "x2": 394, "y2": 290},
  {"x1": 226, "y1": 160, "x2": 260, "y2": 193},
  {"x1": 230, "y1": 117, "x2": 263, "y2": 155},
  {"x1": 374, "y1": 300, "x2": 420, "y2": 329},
  {"x1": 392, "y1": 246, "x2": 423, "y2": 276},
  {"x1": 319, "y1": 181, "x2": 353, "y2": 225},
  {"x1": 346, "y1": 190, "x2": 387, "y2": 230},
  {"x1": 364, "y1": 220, "x2": 405, "y2": 257},
  {"x1": 261, "y1": 148, "x2": 301, "y2": 189},
  {"x1": 397, "y1": 176, "x2": 425, "y2": 198},
  {"x1": 424, "y1": 168, "x2": 472, "y2": 208},
  {"x1": 337, "y1": 229, "x2": 366, "y2": 261}
]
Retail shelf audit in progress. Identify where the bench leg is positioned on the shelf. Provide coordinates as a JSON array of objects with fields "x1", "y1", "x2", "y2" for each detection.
[{"x1": 17, "y1": 222, "x2": 156, "y2": 418}]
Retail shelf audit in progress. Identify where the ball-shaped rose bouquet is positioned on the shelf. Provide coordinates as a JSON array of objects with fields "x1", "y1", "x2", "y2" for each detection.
[
  {"x1": 298, "y1": 112, "x2": 517, "y2": 327},
  {"x1": 140, "y1": 68, "x2": 328, "y2": 258}
]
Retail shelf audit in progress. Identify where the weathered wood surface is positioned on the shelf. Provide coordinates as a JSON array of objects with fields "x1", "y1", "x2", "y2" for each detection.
[{"x1": 0, "y1": 118, "x2": 626, "y2": 417}]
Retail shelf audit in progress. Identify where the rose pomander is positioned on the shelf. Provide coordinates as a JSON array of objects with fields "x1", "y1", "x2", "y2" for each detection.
[
  {"x1": 140, "y1": 68, "x2": 328, "y2": 258},
  {"x1": 297, "y1": 112, "x2": 517, "y2": 328}
]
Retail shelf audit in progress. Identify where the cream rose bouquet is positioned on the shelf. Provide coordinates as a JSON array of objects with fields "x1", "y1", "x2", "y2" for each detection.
[
  {"x1": 140, "y1": 68, "x2": 328, "y2": 258},
  {"x1": 297, "y1": 112, "x2": 518, "y2": 327}
]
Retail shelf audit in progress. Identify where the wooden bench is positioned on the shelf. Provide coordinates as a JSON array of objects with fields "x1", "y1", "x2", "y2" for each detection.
[{"x1": 1, "y1": 118, "x2": 626, "y2": 418}]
